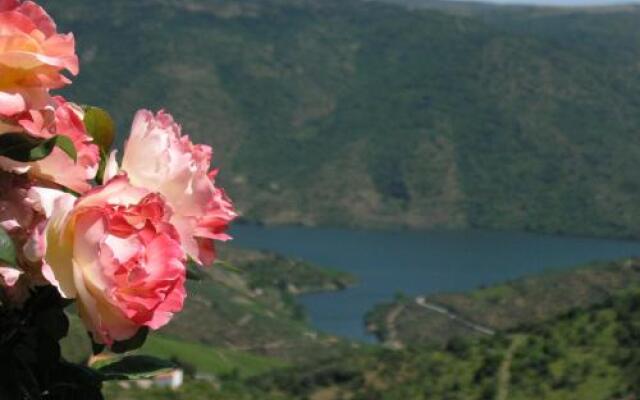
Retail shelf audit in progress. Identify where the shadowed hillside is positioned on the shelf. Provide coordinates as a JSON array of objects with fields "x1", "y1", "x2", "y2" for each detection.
[{"x1": 42, "y1": 0, "x2": 640, "y2": 238}]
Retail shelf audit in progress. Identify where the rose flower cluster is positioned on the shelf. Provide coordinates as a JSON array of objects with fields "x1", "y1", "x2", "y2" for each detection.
[{"x1": 0, "y1": 0, "x2": 236, "y2": 348}]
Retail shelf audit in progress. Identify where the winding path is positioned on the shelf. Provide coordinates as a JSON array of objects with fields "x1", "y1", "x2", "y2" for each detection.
[
  {"x1": 415, "y1": 297, "x2": 496, "y2": 336},
  {"x1": 384, "y1": 304, "x2": 406, "y2": 349},
  {"x1": 496, "y1": 335, "x2": 526, "y2": 400}
]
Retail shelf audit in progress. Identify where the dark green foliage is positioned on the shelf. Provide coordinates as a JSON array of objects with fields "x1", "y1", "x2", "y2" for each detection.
[
  {"x1": 0, "y1": 133, "x2": 77, "y2": 164},
  {"x1": 0, "y1": 287, "x2": 103, "y2": 400},
  {"x1": 109, "y1": 328, "x2": 149, "y2": 354},
  {"x1": 98, "y1": 356, "x2": 176, "y2": 381},
  {"x1": 46, "y1": 361, "x2": 104, "y2": 400},
  {"x1": 0, "y1": 226, "x2": 17, "y2": 268},
  {"x1": 82, "y1": 106, "x2": 115, "y2": 154},
  {"x1": 612, "y1": 294, "x2": 640, "y2": 392},
  {"x1": 445, "y1": 337, "x2": 471, "y2": 358}
]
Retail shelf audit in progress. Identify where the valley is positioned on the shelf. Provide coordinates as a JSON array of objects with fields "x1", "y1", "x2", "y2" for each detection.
[
  {"x1": 100, "y1": 256, "x2": 640, "y2": 400},
  {"x1": 35, "y1": 0, "x2": 640, "y2": 398}
]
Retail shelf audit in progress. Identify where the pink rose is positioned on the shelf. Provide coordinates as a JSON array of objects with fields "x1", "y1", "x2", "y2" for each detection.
[
  {"x1": 0, "y1": 171, "x2": 49, "y2": 266},
  {"x1": 0, "y1": 171, "x2": 38, "y2": 235},
  {"x1": 106, "y1": 110, "x2": 236, "y2": 265},
  {"x1": 0, "y1": 97, "x2": 100, "y2": 193},
  {"x1": 0, "y1": 264, "x2": 28, "y2": 303},
  {"x1": 0, "y1": 266, "x2": 21, "y2": 286},
  {"x1": 0, "y1": 0, "x2": 78, "y2": 116},
  {"x1": 0, "y1": 171, "x2": 58, "y2": 304},
  {"x1": 39, "y1": 176, "x2": 187, "y2": 345}
]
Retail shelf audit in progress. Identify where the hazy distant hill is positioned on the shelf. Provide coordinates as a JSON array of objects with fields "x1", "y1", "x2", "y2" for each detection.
[
  {"x1": 364, "y1": 0, "x2": 510, "y2": 13},
  {"x1": 44, "y1": 0, "x2": 640, "y2": 237},
  {"x1": 368, "y1": 0, "x2": 640, "y2": 15}
]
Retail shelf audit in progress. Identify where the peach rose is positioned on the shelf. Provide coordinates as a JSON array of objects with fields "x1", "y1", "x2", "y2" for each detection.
[
  {"x1": 0, "y1": 0, "x2": 78, "y2": 116},
  {"x1": 0, "y1": 97, "x2": 100, "y2": 193},
  {"x1": 39, "y1": 176, "x2": 187, "y2": 345},
  {"x1": 106, "y1": 110, "x2": 236, "y2": 265}
]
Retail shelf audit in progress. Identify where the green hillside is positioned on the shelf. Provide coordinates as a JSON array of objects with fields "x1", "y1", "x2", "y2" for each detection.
[
  {"x1": 251, "y1": 289, "x2": 640, "y2": 400},
  {"x1": 160, "y1": 246, "x2": 357, "y2": 362},
  {"x1": 91, "y1": 253, "x2": 640, "y2": 400},
  {"x1": 87, "y1": 251, "x2": 640, "y2": 400},
  {"x1": 103, "y1": 286, "x2": 640, "y2": 400},
  {"x1": 41, "y1": 0, "x2": 640, "y2": 237}
]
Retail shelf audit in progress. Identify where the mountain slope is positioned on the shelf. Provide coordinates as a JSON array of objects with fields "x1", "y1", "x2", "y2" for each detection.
[{"x1": 44, "y1": 0, "x2": 640, "y2": 237}]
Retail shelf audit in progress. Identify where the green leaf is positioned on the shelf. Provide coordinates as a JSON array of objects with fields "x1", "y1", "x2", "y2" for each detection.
[
  {"x1": 34, "y1": 307, "x2": 69, "y2": 342},
  {"x1": 89, "y1": 333, "x2": 106, "y2": 356},
  {"x1": 0, "y1": 132, "x2": 48, "y2": 162},
  {"x1": 83, "y1": 106, "x2": 115, "y2": 154},
  {"x1": 0, "y1": 226, "x2": 17, "y2": 266},
  {"x1": 95, "y1": 150, "x2": 108, "y2": 185},
  {"x1": 13, "y1": 357, "x2": 41, "y2": 400},
  {"x1": 110, "y1": 327, "x2": 148, "y2": 354},
  {"x1": 52, "y1": 135, "x2": 78, "y2": 163},
  {"x1": 186, "y1": 262, "x2": 208, "y2": 281},
  {"x1": 0, "y1": 133, "x2": 77, "y2": 163},
  {"x1": 97, "y1": 355, "x2": 176, "y2": 381},
  {"x1": 49, "y1": 361, "x2": 104, "y2": 400}
]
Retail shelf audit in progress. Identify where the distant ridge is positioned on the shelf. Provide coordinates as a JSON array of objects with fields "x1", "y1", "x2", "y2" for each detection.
[{"x1": 366, "y1": 0, "x2": 640, "y2": 12}]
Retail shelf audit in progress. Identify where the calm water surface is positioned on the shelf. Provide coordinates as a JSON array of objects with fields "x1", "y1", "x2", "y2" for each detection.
[{"x1": 232, "y1": 225, "x2": 640, "y2": 341}]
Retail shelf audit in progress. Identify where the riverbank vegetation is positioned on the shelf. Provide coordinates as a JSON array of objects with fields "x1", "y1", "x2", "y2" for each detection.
[{"x1": 220, "y1": 247, "x2": 357, "y2": 295}]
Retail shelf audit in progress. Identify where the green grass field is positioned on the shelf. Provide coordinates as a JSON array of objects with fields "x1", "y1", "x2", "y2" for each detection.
[{"x1": 139, "y1": 335, "x2": 286, "y2": 378}]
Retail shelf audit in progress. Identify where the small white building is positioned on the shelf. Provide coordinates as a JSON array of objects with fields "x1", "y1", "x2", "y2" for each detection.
[
  {"x1": 152, "y1": 369, "x2": 184, "y2": 390},
  {"x1": 121, "y1": 369, "x2": 184, "y2": 391}
]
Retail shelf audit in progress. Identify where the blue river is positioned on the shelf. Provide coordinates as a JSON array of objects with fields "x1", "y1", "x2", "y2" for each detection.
[{"x1": 232, "y1": 226, "x2": 640, "y2": 341}]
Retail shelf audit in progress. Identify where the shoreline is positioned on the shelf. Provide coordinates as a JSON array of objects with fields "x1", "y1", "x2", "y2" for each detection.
[{"x1": 233, "y1": 219, "x2": 640, "y2": 244}]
